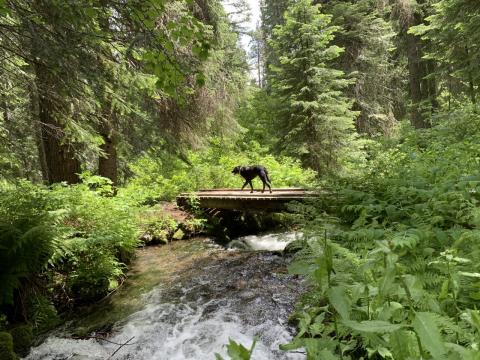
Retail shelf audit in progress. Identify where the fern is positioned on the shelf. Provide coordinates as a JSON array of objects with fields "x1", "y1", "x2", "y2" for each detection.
[
  {"x1": 284, "y1": 122, "x2": 480, "y2": 358},
  {"x1": 0, "y1": 182, "x2": 58, "y2": 305}
]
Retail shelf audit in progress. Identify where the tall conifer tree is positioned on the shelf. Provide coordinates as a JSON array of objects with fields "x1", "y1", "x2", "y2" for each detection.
[
  {"x1": 269, "y1": 0, "x2": 357, "y2": 173},
  {"x1": 411, "y1": 0, "x2": 480, "y2": 105},
  {"x1": 321, "y1": 0, "x2": 399, "y2": 136},
  {"x1": 260, "y1": 0, "x2": 291, "y2": 88}
]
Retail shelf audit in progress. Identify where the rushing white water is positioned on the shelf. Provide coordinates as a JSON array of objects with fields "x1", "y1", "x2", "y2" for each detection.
[
  {"x1": 229, "y1": 232, "x2": 302, "y2": 251},
  {"x1": 26, "y1": 235, "x2": 305, "y2": 360},
  {"x1": 27, "y1": 293, "x2": 300, "y2": 360}
]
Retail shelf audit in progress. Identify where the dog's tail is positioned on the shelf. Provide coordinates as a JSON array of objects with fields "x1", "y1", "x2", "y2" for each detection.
[{"x1": 265, "y1": 169, "x2": 271, "y2": 184}]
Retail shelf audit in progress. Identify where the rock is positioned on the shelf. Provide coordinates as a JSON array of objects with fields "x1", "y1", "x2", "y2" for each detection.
[
  {"x1": 227, "y1": 240, "x2": 249, "y2": 250},
  {"x1": 234, "y1": 279, "x2": 248, "y2": 290},
  {"x1": 238, "y1": 290, "x2": 257, "y2": 300},
  {"x1": 139, "y1": 233, "x2": 153, "y2": 243},
  {"x1": 283, "y1": 239, "x2": 305, "y2": 255}
]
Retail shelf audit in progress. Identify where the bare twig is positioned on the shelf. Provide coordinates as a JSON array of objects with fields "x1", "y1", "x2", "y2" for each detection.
[{"x1": 107, "y1": 336, "x2": 136, "y2": 359}]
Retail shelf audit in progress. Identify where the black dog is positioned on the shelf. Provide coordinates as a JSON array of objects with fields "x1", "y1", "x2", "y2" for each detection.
[{"x1": 232, "y1": 165, "x2": 272, "y2": 193}]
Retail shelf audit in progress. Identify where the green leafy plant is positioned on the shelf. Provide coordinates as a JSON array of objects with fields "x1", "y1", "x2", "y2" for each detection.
[
  {"x1": 139, "y1": 211, "x2": 179, "y2": 244},
  {"x1": 215, "y1": 337, "x2": 258, "y2": 360},
  {"x1": 27, "y1": 294, "x2": 60, "y2": 333},
  {"x1": 48, "y1": 179, "x2": 139, "y2": 304},
  {"x1": 0, "y1": 176, "x2": 140, "y2": 325},
  {"x1": 284, "y1": 111, "x2": 480, "y2": 359},
  {"x1": 9, "y1": 324, "x2": 33, "y2": 357},
  {"x1": 0, "y1": 181, "x2": 58, "y2": 305},
  {"x1": 0, "y1": 332, "x2": 16, "y2": 360}
]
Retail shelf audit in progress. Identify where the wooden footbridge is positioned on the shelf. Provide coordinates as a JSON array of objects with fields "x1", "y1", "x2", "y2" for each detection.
[{"x1": 176, "y1": 188, "x2": 317, "y2": 212}]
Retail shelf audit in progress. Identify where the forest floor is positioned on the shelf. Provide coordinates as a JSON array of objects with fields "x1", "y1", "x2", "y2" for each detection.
[{"x1": 158, "y1": 201, "x2": 190, "y2": 222}]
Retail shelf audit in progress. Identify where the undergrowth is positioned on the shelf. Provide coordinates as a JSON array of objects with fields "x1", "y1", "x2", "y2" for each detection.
[
  {"x1": 285, "y1": 108, "x2": 480, "y2": 359},
  {"x1": 0, "y1": 176, "x2": 139, "y2": 335},
  {"x1": 121, "y1": 137, "x2": 317, "y2": 204}
]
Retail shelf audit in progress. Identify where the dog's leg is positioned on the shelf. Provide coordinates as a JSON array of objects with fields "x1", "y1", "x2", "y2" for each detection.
[
  {"x1": 264, "y1": 171, "x2": 272, "y2": 193},
  {"x1": 259, "y1": 171, "x2": 271, "y2": 193},
  {"x1": 241, "y1": 180, "x2": 249, "y2": 191},
  {"x1": 249, "y1": 181, "x2": 254, "y2": 193}
]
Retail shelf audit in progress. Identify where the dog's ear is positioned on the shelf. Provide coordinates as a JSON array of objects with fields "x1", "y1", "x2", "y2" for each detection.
[{"x1": 232, "y1": 166, "x2": 239, "y2": 174}]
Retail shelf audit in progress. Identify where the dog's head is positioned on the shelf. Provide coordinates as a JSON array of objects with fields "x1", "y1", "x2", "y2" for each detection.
[{"x1": 232, "y1": 166, "x2": 241, "y2": 175}]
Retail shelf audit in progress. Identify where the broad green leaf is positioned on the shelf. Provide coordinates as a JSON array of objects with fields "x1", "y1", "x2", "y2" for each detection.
[
  {"x1": 389, "y1": 330, "x2": 420, "y2": 360},
  {"x1": 412, "y1": 312, "x2": 447, "y2": 359},
  {"x1": 458, "y1": 271, "x2": 480, "y2": 278},
  {"x1": 342, "y1": 320, "x2": 404, "y2": 333},
  {"x1": 327, "y1": 286, "x2": 351, "y2": 320},
  {"x1": 378, "y1": 260, "x2": 396, "y2": 299},
  {"x1": 279, "y1": 338, "x2": 304, "y2": 351},
  {"x1": 224, "y1": 337, "x2": 257, "y2": 360},
  {"x1": 378, "y1": 302, "x2": 403, "y2": 322},
  {"x1": 297, "y1": 311, "x2": 312, "y2": 337},
  {"x1": 288, "y1": 260, "x2": 314, "y2": 275},
  {"x1": 444, "y1": 343, "x2": 478, "y2": 360},
  {"x1": 467, "y1": 310, "x2": 480, "y2": 333},
  {"x1": 317, "y1": 349, "x2": 341, "y2": 360},
  {"x1": 377, "y1": 347, "x2": 393, "y2": 358},
  {"x1": 439, "y1": 279, "x2": 449, "y2": 300},
  {"x1": 303, "y1": 339, "x2": 340, "y2": 360}
]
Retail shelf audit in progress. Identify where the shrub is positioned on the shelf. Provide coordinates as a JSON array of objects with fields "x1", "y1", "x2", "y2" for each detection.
[
  {"x1": 0, "y1": 181, "x2": 57, "y2": 306},
  {"x1": 138, "y1": 209, "x2": 179, "y2": 244},
  {"x1": 0, "y1": 332, "x2": 16, "y2": 360},
  {"x1": 49, "y1": 177, "x2": 139, "y2": 304},
  {"x1": 122, "y1": 138, "x2": 318, "y2": 203},
  {"x1": 215, "y1": 338, "x2": 257, "y2": 360},
  {"x1": 0, "y1": 175, "x2": 140, "y2": 322},
  {"x1": 50, "y1": 179, "x2": 139, "y2": 265},
  {"x1": 285, "y1": 110, "x2": 480, "y2": 358},
  {"x1": 27, "y1": 294, "x2": 59, "y2": 333},
  {"x1": 9, "y1": 324, "x2": 33, "y2": 357},
  {"x1": 181, "y1": 218, "x2": 206, "y2": 236},
  {"x1": 65, "y1": 250, "x2": 122, "y2": 303}
]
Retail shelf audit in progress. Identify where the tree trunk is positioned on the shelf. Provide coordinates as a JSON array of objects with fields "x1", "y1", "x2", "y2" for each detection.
[
  {"x1": 29, "y1": 83, "x2": 49, "y2": 183},
  {"x1": 96, "y1": 11, "x2": 118, "y2": 186},
  {"x1": 257, "y1": 44, "x2": 263, "y2": 88},
  {"x1": 98, "y1": 123, "x2": 118, "y2": 185},
  {"x1": 36, "y1": 69, "x2": 81, "y2": 184},
  {"x1": 406, "y1": 24, "x2": 428, "y2": 128},
  {"x1": 465, "y1": 46, "x2": 476, "y2": 104},
  {"x1": 425, "y1": 59, "x2": 439, "y2": 109},
  {"x1": 405, "y1": 5, "x2": 436, "y2": 129}
]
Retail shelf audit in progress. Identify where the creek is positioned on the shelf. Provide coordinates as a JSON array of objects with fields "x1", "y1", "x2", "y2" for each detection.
[{"x1": 26, "y1": 233, "x2": 305, "y2": 360}]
